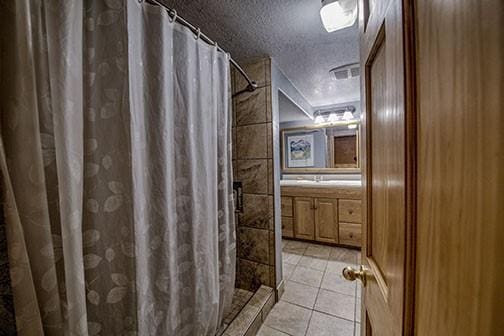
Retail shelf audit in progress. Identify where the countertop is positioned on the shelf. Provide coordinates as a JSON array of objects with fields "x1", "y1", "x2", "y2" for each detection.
[{"x1": 280, "y1": 179, "x2": 361, "y2": 188}]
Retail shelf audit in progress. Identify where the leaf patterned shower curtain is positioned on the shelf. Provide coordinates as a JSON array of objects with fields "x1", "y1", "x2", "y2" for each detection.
[{"x1": 0, "y1": 0, "x2": 236, "y2": 335}]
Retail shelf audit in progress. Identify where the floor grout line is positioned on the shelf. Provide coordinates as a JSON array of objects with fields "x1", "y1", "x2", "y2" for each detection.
[
  {"x1": 261, "y1": 241, "x2": 361, "y2": 336},
  {"x1": 286, "y1": 277, "x2": 357, "y2": 298}
]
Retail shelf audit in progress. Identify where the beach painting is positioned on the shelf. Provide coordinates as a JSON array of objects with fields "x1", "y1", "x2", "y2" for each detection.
[{"x1": 287, "y1": 134, "x2": 314, "y2": 167}]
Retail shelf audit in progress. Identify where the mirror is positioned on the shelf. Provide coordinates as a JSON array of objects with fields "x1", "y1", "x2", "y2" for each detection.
[{"x1": 281, "y1": 123, "x2": 360, "y2": 173}]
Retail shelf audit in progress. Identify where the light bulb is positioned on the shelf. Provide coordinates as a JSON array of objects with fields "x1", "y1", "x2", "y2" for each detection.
[
  {"x1": 320, "y1": 0, "x2": 358, "y2": 33},
  {"x1": 314, "y1": 115, "x2": 325, "y2": 124},
  {"x1": 327, "y1": 113, "x2": 338, "y2": 123},
  {"x1": 342, "y1": 111, "x2": 354, "y2": 120}
]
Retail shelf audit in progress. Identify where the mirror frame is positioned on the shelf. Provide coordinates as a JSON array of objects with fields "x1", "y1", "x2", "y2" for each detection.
[{"x1": 281, "y1": 121, "x2": 361, "y2": 174}]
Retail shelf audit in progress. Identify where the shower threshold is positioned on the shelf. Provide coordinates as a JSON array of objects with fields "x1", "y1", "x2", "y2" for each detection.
[{"x1": 216, "y1": 286, "x2": 275, "y2": 336}]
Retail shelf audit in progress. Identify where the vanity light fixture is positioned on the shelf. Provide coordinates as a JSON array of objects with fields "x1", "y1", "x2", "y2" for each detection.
[
  {"x1": 320, "y1": 0, "x2": 358, "y2": 33},
  {"x1": 342, "y1": 110, "x2": 354, "y2": 120},
  {"x1": 327, "y1": 112, "x2": 339, "y2": 123},
  {"x1": 314, "y1": 115, "x2": 326, "y2": 124}
]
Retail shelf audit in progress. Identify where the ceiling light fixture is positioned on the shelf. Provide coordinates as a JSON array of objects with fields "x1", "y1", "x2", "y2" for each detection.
[{"x1": 320, "y1": 0, "x2": 358, "y2": 33}]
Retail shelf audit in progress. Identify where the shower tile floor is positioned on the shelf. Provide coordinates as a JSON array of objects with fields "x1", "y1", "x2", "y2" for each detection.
[{"x1": 258, "y1": 239, "x2": 361, "y2": 336}]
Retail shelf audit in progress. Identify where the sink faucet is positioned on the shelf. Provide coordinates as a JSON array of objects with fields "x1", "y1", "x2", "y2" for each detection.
[{"x1": 314, "y1": 175, "x2": 322, "y2": 183}]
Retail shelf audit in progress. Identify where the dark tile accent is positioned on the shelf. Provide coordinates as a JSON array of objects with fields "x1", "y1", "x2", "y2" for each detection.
[
  {"x1": 265, "y1": 86, "x2": 272, "y2": 123},
  {"x1": 237, "y1": 160, "x2": 268, "y2": 194},
  {"x1": 266, "y1": 123, "x2": 273, "y2": 158},
  {"x1": 232, "y1": 127, "x2": 237, "y2": 160},
  {"x1": 236, "y1": 124, "x2": 268, "y2": 159},
  {"x1": 239, "y1": 194, "x2": 273, "y2": 229},
  {"x1": 234, "y1": 60, "x2": 269, "y2": 93},
  {"x1": 267, "y1": 159, "x2": 274, "y2": 195},
  {"x1": 0, "y1": 204, "x2": 16, "y2": 335},
  {"x1": 235, "y1": 88, "x2": 268, "y2": 126},
  {"x1": 237, "y1": 227, "x2": 269, "y2": 264},
  {"x1": 268, "y1": 230, "x2": 276, "y2": 265},
  {"x1": 236, "y1": 259, "x2": 270, "y2": 292},
  {"x1": 269, "y1": 266, "x2": 276, "y2": 289}
]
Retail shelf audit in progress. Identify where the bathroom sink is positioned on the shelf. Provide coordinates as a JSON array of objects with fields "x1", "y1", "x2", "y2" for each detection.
[{"x1": 280, "y1": 179, "x2": 361, "y2": 188}]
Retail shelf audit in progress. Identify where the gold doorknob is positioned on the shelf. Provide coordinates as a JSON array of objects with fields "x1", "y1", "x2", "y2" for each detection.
[{"x1": 342, "y1": 265, "x2": 368, "y2": 287}]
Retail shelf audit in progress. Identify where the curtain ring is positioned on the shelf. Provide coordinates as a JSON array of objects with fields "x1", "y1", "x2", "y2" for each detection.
[
  {"x1": 169, "y1": 9, "x2": 178, "y2": 23},
  {"x1": 194, "y1": 28, "x2": 201, "y2": 40}
]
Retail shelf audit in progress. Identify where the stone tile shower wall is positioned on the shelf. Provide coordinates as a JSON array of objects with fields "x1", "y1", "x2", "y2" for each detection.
[{"x1": 232, "y1": 58, "x2": 276, "y2": 291}]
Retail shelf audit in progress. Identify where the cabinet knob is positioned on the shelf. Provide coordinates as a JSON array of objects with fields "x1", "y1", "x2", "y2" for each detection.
[{"x1": 348, "y1": 210, "x2": 354, "y2": 214}]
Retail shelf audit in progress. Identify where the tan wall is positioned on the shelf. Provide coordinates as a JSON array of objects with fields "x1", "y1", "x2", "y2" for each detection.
[{"x1": 232, "y1": 58, "x2": 276, "y2": 291}]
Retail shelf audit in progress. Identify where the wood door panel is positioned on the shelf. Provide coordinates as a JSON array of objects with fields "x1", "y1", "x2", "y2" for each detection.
[
  {"x1": 293, "y1": 197, "x2": 315, "y2": 240},
  {"x1": 414, "y1": 1, "x2": 504, "y2": 335},
  {"x1": 314, "y1": 198, "x2": 338, "y2": 243},
  {"x1": 359, "y1": 0, "x2": 414, "y2": 335}
]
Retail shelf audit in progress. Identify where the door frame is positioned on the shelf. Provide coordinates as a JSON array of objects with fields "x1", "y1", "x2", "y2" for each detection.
[{"x1": 358, "y1": 0, "x2": 418, "y2": 334}]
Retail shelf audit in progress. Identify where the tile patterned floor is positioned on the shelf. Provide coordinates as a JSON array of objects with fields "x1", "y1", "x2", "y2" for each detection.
[{"x1": 258, "y1": 240, "x2": 362, "y2": 336}]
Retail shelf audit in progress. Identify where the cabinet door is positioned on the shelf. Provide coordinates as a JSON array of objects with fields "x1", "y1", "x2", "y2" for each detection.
[
  {"x1": 282, "y1": 217, "x2": 294, "y2": 238},
  {"x1": 293, "y1": 197, "x2": 315, "y2": 240},
  {"x1": 281, "y1": 196, "x2": 293, "y2": 217},
  {"x1": 314, "y1": 198, "x2": 339, "y2": 244}
]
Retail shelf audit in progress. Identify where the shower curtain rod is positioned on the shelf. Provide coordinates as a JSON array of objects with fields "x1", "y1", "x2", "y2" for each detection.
[{"x1": 145, "y1": 0, "x2": 258, "y2": 93}]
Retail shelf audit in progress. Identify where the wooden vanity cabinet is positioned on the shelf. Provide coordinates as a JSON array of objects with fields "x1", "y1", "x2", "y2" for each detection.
[
  {"x1": 293, "y1": 197, "x2": 315, "y2": 240},
  {"x1": 281, "y1": 186, "x2": 362, "y2": 248},
  {"x1": 281, "y1": 197, "x2": 294, "y2": 238},
  {"x1": 314, "y1": 198, "x2": 339, "y2": 244}
]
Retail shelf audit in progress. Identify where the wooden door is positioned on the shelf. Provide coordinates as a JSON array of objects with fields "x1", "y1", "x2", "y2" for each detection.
[
  {"x1": 414, "y1": 1, "x2": 504, "y2": 335},
  {"x1": 350, "y1": 0, "x2": 416, "y2": 335},
  {"x1": 314, "y1": 198, "x2": 338, "y2": 243},
  {"x1": 293, "y1": 197, "x2": 315, "y2": 240}
]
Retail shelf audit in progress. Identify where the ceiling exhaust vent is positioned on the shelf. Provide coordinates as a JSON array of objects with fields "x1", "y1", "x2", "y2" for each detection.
[{"x1": 330, "y1": 62, "x2": 360, "y2": 80}]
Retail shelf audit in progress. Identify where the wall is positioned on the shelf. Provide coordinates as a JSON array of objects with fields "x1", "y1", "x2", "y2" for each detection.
[{"x1": 232, "y1": 59, "x2": 277, "y2": 291}]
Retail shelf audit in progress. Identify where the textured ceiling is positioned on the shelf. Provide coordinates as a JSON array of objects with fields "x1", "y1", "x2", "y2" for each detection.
[{"x1": 160, "y1": 0, "x2": 360, "y2": 107}]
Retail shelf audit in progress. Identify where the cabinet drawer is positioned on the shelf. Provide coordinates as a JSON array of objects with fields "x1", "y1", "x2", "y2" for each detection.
[
  {"x1": 282, "y1": 217, "x2": 294, "y2": 238},
  {"x1": 338, "y1": 199, "x2": 362, "y2": 223},
  {"x1": 339, "y1": 223, "x2": 361, "y2": 247},
  {"x1": 281, "y1": 197, "x2": 293, "y2": 217}
]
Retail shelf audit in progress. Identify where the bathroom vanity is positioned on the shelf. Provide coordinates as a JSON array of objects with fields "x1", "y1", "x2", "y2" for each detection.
[
  {"x1": 279, "y1": 121, "x2": 363, "y2": 248},
  {"x1": 280, "y1": 180, "x2": 362, "y2": 248}
]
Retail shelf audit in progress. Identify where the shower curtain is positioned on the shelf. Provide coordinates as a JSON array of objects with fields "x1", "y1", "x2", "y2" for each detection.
[{"x1": 0, "y1": 0, "x2": 236, "y2": 335}]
